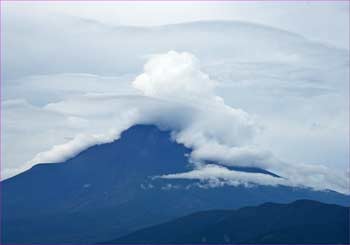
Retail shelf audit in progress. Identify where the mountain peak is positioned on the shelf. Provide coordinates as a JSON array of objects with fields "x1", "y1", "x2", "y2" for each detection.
[{"x1": 3, "y1": 123, "x2": 350, "y2": 244}]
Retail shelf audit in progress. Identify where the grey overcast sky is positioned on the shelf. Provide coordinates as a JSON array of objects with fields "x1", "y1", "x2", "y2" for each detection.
[{"x1": 3, "y1": 1, "x2": 350, "y2": 49}]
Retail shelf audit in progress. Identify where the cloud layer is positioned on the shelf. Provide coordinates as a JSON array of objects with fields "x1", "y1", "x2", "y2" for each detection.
[
  {"x1": 4, "y1": 50, "x2": 347, "y2": 194},
  {"x1": 2, "y1": 13, "x2": 348, "y2": 194}
]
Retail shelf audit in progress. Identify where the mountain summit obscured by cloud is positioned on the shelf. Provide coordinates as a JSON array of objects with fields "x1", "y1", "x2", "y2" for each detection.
[
  {"x1": 4, "y1": 50, "x2": 347, "y2": 194},
  {"x1": 2, "y1": 4, "x2": 349, "y2": 194}
]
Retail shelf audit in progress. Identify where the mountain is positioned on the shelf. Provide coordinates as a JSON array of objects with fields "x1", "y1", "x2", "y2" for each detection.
[
  {"x1": 2, "y1": 125, "x2": 349, "y2": 244},
  {"x1": 111, "y1": 200, "x2": 349, "y2": 244}
]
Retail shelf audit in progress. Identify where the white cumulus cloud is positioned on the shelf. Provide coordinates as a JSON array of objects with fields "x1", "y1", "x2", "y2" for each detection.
[{"x1": 133, "y1": 51, "x2": 217, "y2": 102}]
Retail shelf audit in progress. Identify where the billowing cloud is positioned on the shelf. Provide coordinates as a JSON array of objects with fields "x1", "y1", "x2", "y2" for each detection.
[
  {"x1": 36, "y1": 51, "x2": 263, "y2": 170},
  {"x1": 132, "y1": 51, "x2": 263, "y2": 165},
  {"x1": 133, "y1": 51, "x2": 217, "y2": 101}
]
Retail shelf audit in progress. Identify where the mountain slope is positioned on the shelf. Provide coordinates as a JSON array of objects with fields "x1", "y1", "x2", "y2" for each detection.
[
  {"x1": 112, "y1": 200, "x2": 350, "y2": 244},
  {"x1": 2, "y1": 125, "x2": 350, "y2": 244}
]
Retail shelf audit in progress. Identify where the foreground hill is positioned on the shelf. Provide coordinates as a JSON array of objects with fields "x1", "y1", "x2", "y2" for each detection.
[
  {"x1": 2, "y1": 125, "x2": 349, "y2": 244},
  {"x1": 112, "y1": 200, "x2": 349, "y2": 244}
]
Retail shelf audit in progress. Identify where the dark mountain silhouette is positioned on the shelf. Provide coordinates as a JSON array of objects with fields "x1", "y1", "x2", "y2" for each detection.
[
  {"x1": 112, "y1": 200, "x2": 350, "y2": 244},
  {"x1": 2, "y1": 125, "x2": 349, "y2": 244}
]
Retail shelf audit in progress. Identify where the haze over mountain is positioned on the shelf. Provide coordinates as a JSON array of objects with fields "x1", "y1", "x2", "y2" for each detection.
[{"x1": 2, "y1": 125, "x2": 349, "y2": 244}]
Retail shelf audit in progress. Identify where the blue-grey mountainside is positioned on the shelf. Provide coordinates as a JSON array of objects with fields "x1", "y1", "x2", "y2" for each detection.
[{"x1": 2, "y1": 125, "x2": 349, "y2": 244}]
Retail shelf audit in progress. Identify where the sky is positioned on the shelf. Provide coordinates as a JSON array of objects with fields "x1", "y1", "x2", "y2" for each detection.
[
  {"x1": 1, "y1": 1, "x2": 349, "y2": 194},
  {"x1": 2, "y1": 1, "x2": 349, "y2": 49}
]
